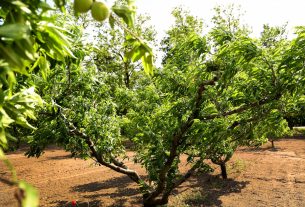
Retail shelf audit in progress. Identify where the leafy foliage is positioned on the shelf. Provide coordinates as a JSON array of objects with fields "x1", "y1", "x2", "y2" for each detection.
[
  {"x1": 0, "y1": 0, "x2": 154, "y2": 206},
  {"x1": 0, "y1": 0, "x2": 75, "y2": 206}
]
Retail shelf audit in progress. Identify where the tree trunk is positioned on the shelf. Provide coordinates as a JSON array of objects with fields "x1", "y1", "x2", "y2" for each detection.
[
  {"x1": 16, "y1": 136, "x2": 21, "y2": 149},
  {"x1": 220, "y1": 163, "x2": 228, "y2": 179},
  {"x1": 143, "y1": 199, "x2": 169, "y2": 207},
  {"x1": 271, "y1": 140, "x2": 275, "y2": 148},
  {"x1": 143, "y1": 193, "x2": 169, "y2": 207}
]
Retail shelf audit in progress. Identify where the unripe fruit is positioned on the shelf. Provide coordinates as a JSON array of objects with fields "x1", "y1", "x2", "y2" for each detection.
[
  {"x1": 91, "y1": 2, "x2": 110, "y2": 22},
  {"x1": 74, "y1": 0, "x2": 93, "y2": 13}
]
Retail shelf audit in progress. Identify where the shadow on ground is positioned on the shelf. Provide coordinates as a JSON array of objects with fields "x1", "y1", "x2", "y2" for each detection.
[
  {"x1": 52, "y1": 172, "x2": 249, "y2": 207},
  {"x1": 172, "y1": 173, "x2": 250, "y2": 207},
  {"x1": 53, "y1": 176, "x2": 143, "y2": 206},
  {"x1": 53, "y1": 200, "x2": 102, "y2": 207},
  {"x1": 73, "y1": 176, "x2": 140, "y2": 197},
  {"x1": 48, "y1": 154, "x2": 73, "y2": 160},
  {"x1": 238, "y1": 145, "x2": 281, "y2": 152}
]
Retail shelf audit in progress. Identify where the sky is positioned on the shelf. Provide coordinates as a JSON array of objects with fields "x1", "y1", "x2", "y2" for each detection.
[{"x1": 132, "y1": 0, "x2": 305, "y2": 39}]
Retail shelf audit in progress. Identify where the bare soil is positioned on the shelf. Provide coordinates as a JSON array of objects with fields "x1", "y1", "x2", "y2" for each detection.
[{"x1": 1, "y1": 138, "x2": 305, "y2": 207}]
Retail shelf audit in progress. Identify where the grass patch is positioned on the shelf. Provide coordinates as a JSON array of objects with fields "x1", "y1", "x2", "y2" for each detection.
[
  {"x1": 293, "y1": 126, "x2": 305, "y2": 135},
  {"x1": 227, "y1": 159, "x2": 246, "y2": 175},
  {"x1": 169, "y1": 188, "x2": 207, "y2": 207}
]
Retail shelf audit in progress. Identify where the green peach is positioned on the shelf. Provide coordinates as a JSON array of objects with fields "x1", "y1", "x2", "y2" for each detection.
[
  {"x1": 74, "y1": 0, "x2": 93, "y2": 13},
  {"x1": 91, "y1": 2, "x2": 110, "y2": 22}
]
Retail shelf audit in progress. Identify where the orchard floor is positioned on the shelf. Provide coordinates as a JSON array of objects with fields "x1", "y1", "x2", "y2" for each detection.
[{"x1": 1, "y1": 138, "x2": 305, "y2": 207}]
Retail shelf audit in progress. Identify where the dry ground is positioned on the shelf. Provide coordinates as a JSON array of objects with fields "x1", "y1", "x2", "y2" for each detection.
[{"x1": 1, "y1": 138, "x2": 305, "y2": 207}]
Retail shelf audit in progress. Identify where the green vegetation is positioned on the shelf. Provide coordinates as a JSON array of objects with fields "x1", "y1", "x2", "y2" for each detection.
[
  {"x1": 293, "y1": 126, "x2": 305, "y2": 135},
  {"x1": 170, "y1": 188, "x2": 207, "y2": 207},
  {"x1": 1, "y1": 1, "x2": 305, "y2": 207}
]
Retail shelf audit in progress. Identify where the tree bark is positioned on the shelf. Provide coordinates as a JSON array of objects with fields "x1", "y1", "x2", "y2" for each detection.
[
  {"x1": 143, "y1": 200, "x2": 168, "y2": 207},
  {"x1": 211, "y1": 156, "x2": 231, "y2": 180},
  {"x1": 271, "y1": 140, "x2": 275, "y2": 148},
  {"x1": 200, "y1": 92, "x2": 281, "y2": 121},
  {"x1": 220, "y1": 163, "x2": 228, "y2": 179},
  {"x1": 143, "y1": 194, "x2": 169, "y2": 207}
]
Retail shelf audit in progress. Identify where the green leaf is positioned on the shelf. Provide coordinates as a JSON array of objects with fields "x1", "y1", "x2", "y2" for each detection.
[
  {"x1": 7, "y1": 71, "x2": 17, "y2": 91},
  {"x1": 11, "y1": 1, "x2": 31, "y2": 14},
  {"x1": 38, "y1": 1, "x2": 55, "y2": 11},
  {"x1": 14, "y1": 40, "x2": 36, "y2": 62},
  {"x1": 0, "y1": 43, "x2": 27, "y2": 72},
  {"x1": 0, "y1": 148, "x2": 6, "y2": 159},
  {"x1": 18, "y1": 180, "x2": 39, "y2": 207},
  {"x1": 53, "y1": 0, "x2": 66, "y2": 12},
  {"x1": 140, "y1": 42, "x2": 153, "y2": 54},
  {"x1": 0, "y1": 108, "x2": 15, "y2": 127},
  {"x1": 0, "y1": 24, "x2": 30, "y2": 40},
  {"x1": 112, "y1": 5, "x2": 135, "y2": 27},
  {"x1": 38, "y1": 56, "x2": 50, "y2": 80},
  {"x1": 37, "y1": 22, "x2": 75, "y2": 59},
  {"x1": 15, "y1": 116, "x2": 36, "y2": 130},
  {"x1": 142, "y1": 53, "x2": 153, "y2": 76},
  {"x1": 127, "y1": 0, "x2": 136, "y2": 6},
  {"x1": 109, "y1": 15, "x2": 115, "y2": 29},
  {"x1": 131, "y1": 46, "x2": 146, "y2": 62},
  {"x1": 0, "y1": 147, "x2": 17, "y2": 181},
  {"x1": 0, "y1": 127, "x2": 8, "y2": 146},
  {"x1": 124, "y1": 41, "x2": 141, "y2": 62}
]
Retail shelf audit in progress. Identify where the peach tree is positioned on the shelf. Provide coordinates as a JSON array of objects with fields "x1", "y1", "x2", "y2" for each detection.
[
  {"x1": 23, "y1": 6, "x2": 305, "y2": 207},
  {"x1": 0, "y1": 0, "x2": 151, "y2": 206}
]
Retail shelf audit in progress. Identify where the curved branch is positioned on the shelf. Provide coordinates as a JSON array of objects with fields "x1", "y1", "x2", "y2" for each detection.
[
  {"x1": 146, "y1": 77, "x2": 218, "y2": 201},
  {"x1": 200, "y1": 93, "x2": 281, "y2": 120},
  {"x1": 60, "y1": 113, "x2": 147, "y2": 186}
]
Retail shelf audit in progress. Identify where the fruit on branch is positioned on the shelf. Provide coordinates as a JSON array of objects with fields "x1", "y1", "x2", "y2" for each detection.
[
  {"x1": 74, "y1": 0, "x2": 93, "y2": 13},
  {"x1": 91, "y1": 1, "x2": 110, "y2": 22}
]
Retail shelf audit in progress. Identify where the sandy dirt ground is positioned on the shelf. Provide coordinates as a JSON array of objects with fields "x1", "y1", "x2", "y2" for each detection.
[{"x1": 1, "y1": 138, "x2": 305, "y2": 207}]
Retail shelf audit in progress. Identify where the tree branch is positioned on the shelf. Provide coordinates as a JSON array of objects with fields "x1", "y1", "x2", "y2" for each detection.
[
  {"x1": 59, "y1": 113, "x2": 146, "y2": 186},
  {"x1": 262, "y1": 56, "x2": 277, "y2": 86},
  {"x1": 172, "y1": 159, "x2": 202, "y2": 189},
  {"x1": 110, "y1": 13, "x2": 147, "y2": 44},
  {"x1": 227, "y1": 115, "x2": 261, "y2": 130},
  {"x1": 200, "y1": 93, "x2": 281, "y2": 120},
  {"x1": 146, "y1": 77, "x2": 218, "y2": 201},
  {"x1": 69, "y1": 125, "x2": 142, "y2": 183}
]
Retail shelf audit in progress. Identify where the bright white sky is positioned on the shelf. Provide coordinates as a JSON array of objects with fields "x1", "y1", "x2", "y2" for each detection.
[{"x1": 132, "y1": 0, "x2": 305, "y2": 39}]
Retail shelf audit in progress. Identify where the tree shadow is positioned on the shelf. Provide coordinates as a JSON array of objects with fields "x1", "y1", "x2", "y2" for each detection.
[
  {"x1": 174, "y1": 173, "x2": 250, "y2": 206},
  {"x1": 70, "y1": 176, "x2": 142, "y2": 206},
  {"x1": 238, "y1": 146, "x2": 281, "y2": 153},
  {"x1": 52, "y1": 200, "x2": 101, "y2": 207},
  {"x1": 72, "y1": 176, "x2": 136, "y2": 193},
  {"x1": 52, "y1": 170, "x2": 248, "y2": 207},
  {"x1": 48, "y1": 154, "x2": 73, "y2": 160}
]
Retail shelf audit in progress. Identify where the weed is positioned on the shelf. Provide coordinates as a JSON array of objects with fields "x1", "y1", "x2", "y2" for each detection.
[
  {"x1": 169, "y1": 188, "x2": 207, "y2": 207},
  {"x1": 228, "y1": 159, "x2": 246, "y2": 175}
]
